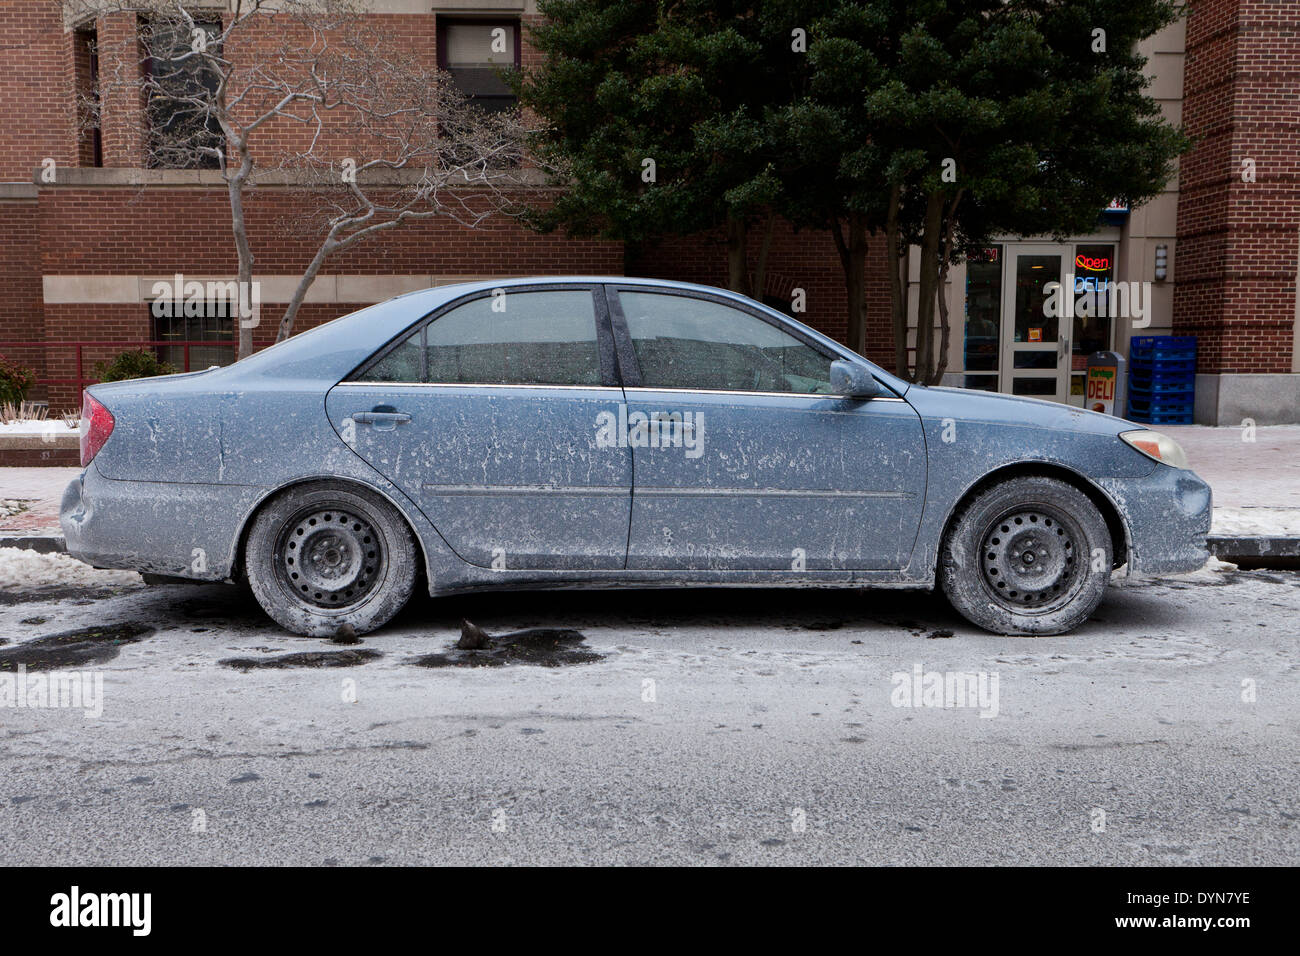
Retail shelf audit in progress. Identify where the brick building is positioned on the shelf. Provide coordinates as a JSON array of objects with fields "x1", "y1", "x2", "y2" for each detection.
[{"x1": 0, "y1": 0, "x2": 1296, "y2": 422}]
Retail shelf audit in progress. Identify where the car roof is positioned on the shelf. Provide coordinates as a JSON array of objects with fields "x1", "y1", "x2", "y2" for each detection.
[
  {"x1": 390, "y1": 275, "x2": 749, "y2": 305},
  {"x1": 220, "y1": 275, "x2": 909, "y2": 396}
]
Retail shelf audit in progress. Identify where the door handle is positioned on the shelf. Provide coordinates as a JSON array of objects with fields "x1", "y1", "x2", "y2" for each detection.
[{"x1": 353, "y1": 409, "x2": 411, "y2": 428}]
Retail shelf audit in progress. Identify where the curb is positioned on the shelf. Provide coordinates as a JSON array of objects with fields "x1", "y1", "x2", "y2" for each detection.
[
  {"x1": 0, "y1": 534, "x2": 66, "y2": 554},
  {"x1": 0, "y1": 534, "x2": 1298, "y2": 564},
  {"x1": 1206, "y1": 536, "x2": 1300, "y2": 559}
]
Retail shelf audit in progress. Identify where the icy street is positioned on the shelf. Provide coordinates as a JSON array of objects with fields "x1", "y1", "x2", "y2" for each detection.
[{"x1": 0, "y1": 552, "x2": 1297, "y2": 866}]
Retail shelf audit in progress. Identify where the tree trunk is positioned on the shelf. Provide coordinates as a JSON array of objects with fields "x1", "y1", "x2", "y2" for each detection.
[
  {"x1": 226, "y1": 152, "x2": 256, "y2": 360},
  {"x1": 279, "y1": 240, "x2": 334, "y2": 343},
  {"x1": 845, "y1": 210, "x2": 867, "y2": 355},
  {"x1": 912, "y1": 191, "x2": 945, "y2": 384},
  {"x1": 726, "y1": 211, "x2": 749, "y2": 295},
  {"x1": 885, "y1": 184, "x2": 907, "y2": 377},
  {"x1": 929, "y1": 190, "x2": 964, "y2": 385},
  {"x1": 752, "y1": 210, "x2": 775, "y2": 303},
  {"x1": 829, "y1": 209, "x2": 872, "y2": 357},
  {"x1": 899, "y1": 246, "x2": 910, "y2": 376}
]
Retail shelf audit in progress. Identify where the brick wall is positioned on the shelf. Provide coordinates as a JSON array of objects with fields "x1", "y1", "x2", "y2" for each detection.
[
  {"x1": 8, "y1": 2, "x2": 1297, "y2": 409},
  {"x1": 0, "y1": 0, "x2": 80, "y2": 180},
  {"x1": 1174, "y1": 0, "x2": 1300, "y2": 373},
  {"x1": 37, "y1": 186, "x2": 618, "y2": 275},
  {"x1": 0, "y1": 195, "x2": 45, "y2": 395}
]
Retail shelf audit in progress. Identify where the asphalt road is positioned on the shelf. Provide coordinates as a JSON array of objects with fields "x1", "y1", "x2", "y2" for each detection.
[{"x1": 1, "y1": 561, "x2": 1297, "y2": 866}]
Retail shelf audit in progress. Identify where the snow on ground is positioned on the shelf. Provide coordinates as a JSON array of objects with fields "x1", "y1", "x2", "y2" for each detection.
[
  {"x1": 1211, "y1": 507, "x2": 1300, "y2": 536},
  {"x1": 0, "y1": 420, "x2": 78, "y2": 437},
  {"x1": 0, "y1": 546, "x2": 141, "y2": 590},
  {"x1": 1111, "y1": 553, "x2": 1237, "y2": 587},
  {"x1": 0, "y1": 499, "x2": 29, "y2": 519}
]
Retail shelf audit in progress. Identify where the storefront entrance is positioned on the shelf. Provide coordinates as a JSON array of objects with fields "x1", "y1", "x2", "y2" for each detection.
[{"x1": 963, "y1": 241, "x2": 1117, "y2": 405}]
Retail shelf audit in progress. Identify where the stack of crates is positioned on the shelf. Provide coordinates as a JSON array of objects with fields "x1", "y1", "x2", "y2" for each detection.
[{"x1": 1127, "y1": 335, "x2": 1195, "y2": 424}]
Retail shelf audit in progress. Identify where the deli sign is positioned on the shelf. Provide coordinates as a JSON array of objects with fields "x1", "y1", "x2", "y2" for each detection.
[
  {"x1": 1087, "y1": 366, "x2": 1116, "y2": 413},
  {"x1": 1084, "y1": 350, "x2": 1126, "y2": 417}
]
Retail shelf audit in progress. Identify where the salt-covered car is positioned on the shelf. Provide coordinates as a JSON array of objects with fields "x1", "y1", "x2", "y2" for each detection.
[{"x1": 61, "y1": 277, "x2": 1212, "y2": 636}]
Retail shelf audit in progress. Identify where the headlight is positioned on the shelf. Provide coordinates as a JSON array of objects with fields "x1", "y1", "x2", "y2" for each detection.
[{"x1": 1120, "y1": 429, "x2": 1190, "y2": 469}]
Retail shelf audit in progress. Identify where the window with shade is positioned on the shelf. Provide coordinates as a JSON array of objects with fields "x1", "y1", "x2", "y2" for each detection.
[{"x1": 437, "y1": 19, "x2": 519, "y2": 112}]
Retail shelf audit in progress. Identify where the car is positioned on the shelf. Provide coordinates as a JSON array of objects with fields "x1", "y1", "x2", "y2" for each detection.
[{"x1": 60, "y1": 277, "x2": 1212, "y2": 637}]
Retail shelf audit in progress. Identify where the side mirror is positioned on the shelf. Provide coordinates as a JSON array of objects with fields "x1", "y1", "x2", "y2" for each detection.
[{"x1": 830, "y1": 359, "x2": 880, "y2": 400}]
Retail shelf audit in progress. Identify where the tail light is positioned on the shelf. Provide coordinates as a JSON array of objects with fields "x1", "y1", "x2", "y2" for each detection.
[{"x1": 80, "y1": 391, "x2": 115, "y2": 467}]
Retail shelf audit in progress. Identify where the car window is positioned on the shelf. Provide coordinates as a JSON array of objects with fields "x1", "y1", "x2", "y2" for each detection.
[
  {"x1": 618, "y1": 291, "x2": 833, "y2": 393},
  {"x1": 355, "y1": 290, "x2": 602, "y2": 386},
  {"x1": 426, "y1": 290, "x2": 600, "y2": 386},
  {"x1": 355, "y1": 327, "x2": 423, "y2": 383}
]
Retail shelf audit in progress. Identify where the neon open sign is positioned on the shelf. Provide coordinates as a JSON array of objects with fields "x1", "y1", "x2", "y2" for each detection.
[{"x1": 1075, "y1": 254, "x2": 1111, "y2": 272}]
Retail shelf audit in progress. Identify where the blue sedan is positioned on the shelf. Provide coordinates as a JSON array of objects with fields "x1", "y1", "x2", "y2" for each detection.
[{"x1": 61, "y1": 277, "x2": 1212, "y2": 636}]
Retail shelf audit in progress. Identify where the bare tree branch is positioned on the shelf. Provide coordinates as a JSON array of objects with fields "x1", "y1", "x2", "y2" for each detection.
[{"x1": 64, "y1": 0, "x2": 556, "y2": 356}]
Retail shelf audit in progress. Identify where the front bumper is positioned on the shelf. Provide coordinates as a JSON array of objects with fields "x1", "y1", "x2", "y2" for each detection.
[
  {"x1": 1098, "y1": 464, "x2": 1213, "y2": 575},
  {"x1": 60, "y1": 465, "x2": 263, "y2": 580}
]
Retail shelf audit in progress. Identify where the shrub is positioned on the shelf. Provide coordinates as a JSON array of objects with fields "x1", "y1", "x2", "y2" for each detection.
[
  {"x1": 93, "y1": 349, "x2": 178, "y2": 383},
  {"x1": 0, "y1": 354, "x2": 36, "y2": 407}
]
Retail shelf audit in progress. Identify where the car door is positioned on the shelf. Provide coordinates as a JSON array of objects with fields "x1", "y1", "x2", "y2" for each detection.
[
  {"x1": 325, "y1": 284, "x2": 630, "y2": 571},
  {"x1": 608, "y1": 285, "x2": 926, "y2": 571}
]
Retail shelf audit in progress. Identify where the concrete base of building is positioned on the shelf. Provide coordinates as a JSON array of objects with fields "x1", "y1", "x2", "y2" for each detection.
[{"x1": 1194, "y1": 374, "x2": 1300, "y2": 426}]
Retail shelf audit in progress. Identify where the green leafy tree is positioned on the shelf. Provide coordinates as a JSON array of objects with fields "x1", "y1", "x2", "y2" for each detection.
[
  {"x1": 789, "y1": 0, "x2": 1188, "y2": 381},
  {"x1": 516, "y1": 0, "x2": 803, "y2": 296}
]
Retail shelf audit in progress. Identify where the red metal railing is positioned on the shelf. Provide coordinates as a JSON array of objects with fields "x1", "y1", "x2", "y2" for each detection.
[{"x1": 0, "y1": 340, "x2": 237, "y2": 398}]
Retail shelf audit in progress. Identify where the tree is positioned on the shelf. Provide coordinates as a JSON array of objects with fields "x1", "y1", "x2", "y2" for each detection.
[
  {"x1": 67, "y1": 0, "x2": 547, "y2": 358},
  {"x1": 791, "y1": 0, "x2": 1188, "y2": 382},
  {"x1": 516, "y1": 0, "x2": 802, "y2": 297}
]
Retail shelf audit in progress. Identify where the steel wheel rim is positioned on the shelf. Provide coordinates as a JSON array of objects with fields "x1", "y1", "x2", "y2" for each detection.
[
  {"x1": 979, "y1": 505, "x2": 1086, "y2": 613},
  {"x1": 275, "y1": 507, "x2": 384, "y2": 610}
]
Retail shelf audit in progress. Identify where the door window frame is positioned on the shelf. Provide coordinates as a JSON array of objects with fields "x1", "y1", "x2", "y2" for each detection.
[
  {"x1": 343, "y1": 283, "x2": 620, "y2": 388},
  {"x1": 604, "y1": 284, "x2": 846, "y2": 396}
]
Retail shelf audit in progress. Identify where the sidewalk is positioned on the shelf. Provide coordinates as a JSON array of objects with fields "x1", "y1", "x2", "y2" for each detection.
[
  {"x1": 1, "y1": 426, "x2": 1297, "y2": 561},
  {"x1": 0, "y1": 467, "x2": 79, "y2": 552},
  {"x1": 1163, "y1": 425, "x2": 1300, "y2": 559}
]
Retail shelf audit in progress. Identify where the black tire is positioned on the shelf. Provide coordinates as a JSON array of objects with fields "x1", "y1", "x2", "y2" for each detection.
[
  {"x1": 244, "y1": 481, "x2": 418, "y2": 637},
  {"x1": 939, "y1": 476, "x2": 1111, "y2": 636}
]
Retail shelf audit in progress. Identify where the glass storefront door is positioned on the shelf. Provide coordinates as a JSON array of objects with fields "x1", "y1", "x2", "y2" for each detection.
[
  {"x1": 1001, "y1": 245, "x2": 1069, "y2": 400},
  {"x1": 962, "y1": 241, "x2": 1117, "y2": 405}
]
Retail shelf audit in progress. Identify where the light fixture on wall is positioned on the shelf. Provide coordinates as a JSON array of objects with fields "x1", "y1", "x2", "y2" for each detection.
[{"x1": 1154, "y1": 244, "x2": 1168, "y2": 282}]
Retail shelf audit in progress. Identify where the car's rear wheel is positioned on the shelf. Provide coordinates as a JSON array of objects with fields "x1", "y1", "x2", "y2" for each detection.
[
  {"x1": 245, "y1": 481, "x2": 418, "y2": 637},
  {"x1": 939, "y1": 476, "x2": 1111, "y2": 635}
]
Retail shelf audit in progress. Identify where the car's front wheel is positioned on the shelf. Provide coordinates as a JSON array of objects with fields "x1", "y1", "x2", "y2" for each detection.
[
  {"x1": 939, "y1": 476, "x2": 1111, "y2": 635},
  {"x1": 245, "y1": 481, "x2": 418, "y2": 637}
]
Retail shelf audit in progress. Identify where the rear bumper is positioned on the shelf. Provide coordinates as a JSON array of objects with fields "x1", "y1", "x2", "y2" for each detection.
[
  {"x1": 60, "y1": 465, "x2": 261, "y2": 580},
  {"x1": 1099, "y1": 465, "x2": 1212, "y2": 575}
]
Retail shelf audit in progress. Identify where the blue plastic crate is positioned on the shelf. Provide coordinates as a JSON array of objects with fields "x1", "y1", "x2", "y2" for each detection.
[
  {"x1": 1131, "y1": 334, "x2": 1196, "y2": 353},
  {"x1": 1128, "y1": 409, "x2": 1194, "y2": 425},
  {"x1": 1129, "y1": 382, "x2": 1194, "y2": 401},
  {"x1": 1130, "y1": 335, "x2": 1197, "y2": 367},
  {"x1": 1130, "y1": 377, "x2": 1195, "y2": 395},
  {"x1": 1128, "y1": 395, "x2": 1194, "y2": 417},
  {"x1": 1131, "y1": 355, "x2": 1196, "y2": 373},
  {"x1": 1130, "y1": 366, "x2": 1196, "y2": 385}
]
